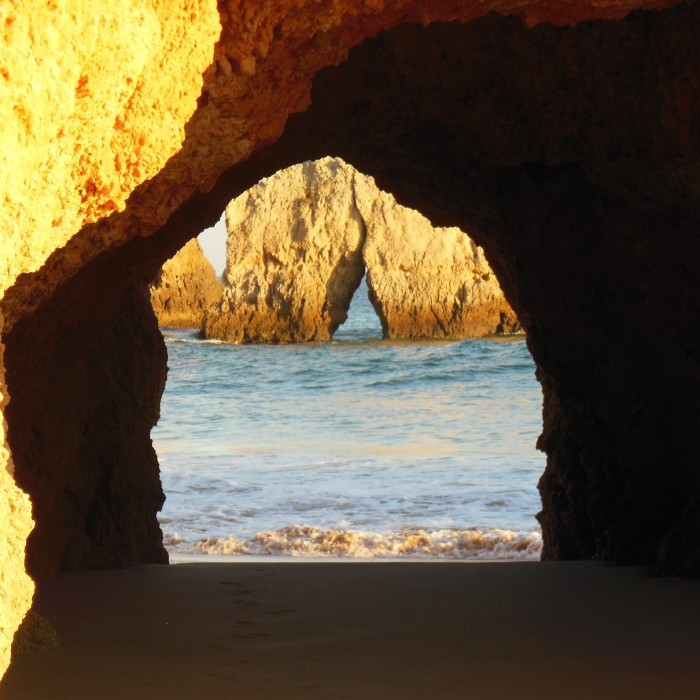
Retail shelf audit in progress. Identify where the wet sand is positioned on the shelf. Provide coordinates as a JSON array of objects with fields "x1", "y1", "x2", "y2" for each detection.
[{"x1": 2, "y1": 561, "x2": 700, "y2": 699}]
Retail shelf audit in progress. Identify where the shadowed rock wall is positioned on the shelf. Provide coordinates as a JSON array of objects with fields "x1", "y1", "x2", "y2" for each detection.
[
  {"x1": 4, "y1": 248, "x2": 170, "y2": 580},
  {"x1": 1, "y1": 0, "x2": 698, "y2": 680}
]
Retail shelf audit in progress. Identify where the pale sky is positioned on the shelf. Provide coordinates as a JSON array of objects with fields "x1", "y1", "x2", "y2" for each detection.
[{"x1": 197, "y1": 212, "x2": 227, "y2": 278}]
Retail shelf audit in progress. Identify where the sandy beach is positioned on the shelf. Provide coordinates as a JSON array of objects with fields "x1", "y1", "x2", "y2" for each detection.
[{"x1": 2, "y1": 560, "x2": 700, "y2": 699}]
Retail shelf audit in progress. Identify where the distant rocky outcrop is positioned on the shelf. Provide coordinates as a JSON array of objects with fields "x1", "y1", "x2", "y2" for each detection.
[
  {"x1": 202, "y1": 158, "x2": 519, "y2": 342},
  {"x1": 202, "y1": 159, "x2": 365, "y2": 343},
  {"x1": 150, "y1": 239, "x2": 223, "y2": 328},
  {"x1": 354, "y1": 175, "x2": 520, "y2": 339}
]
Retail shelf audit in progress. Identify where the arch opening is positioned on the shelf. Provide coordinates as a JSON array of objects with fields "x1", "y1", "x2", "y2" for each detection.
[
  {"x1": 152, "y1": 260, "x2": 542, "y2": 563},
  {"x1": 332, "y1": 274, "x2": 384, "y2": 341},
  {"x1": 149, "y1": 157, "x2": 539, "y2": 562}
]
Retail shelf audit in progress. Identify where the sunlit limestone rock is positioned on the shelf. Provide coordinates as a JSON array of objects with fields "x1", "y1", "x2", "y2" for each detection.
[
  {"x1": 150, "y1": 239, "x2": 223, "y2": 328},
  {"x1": 0, "y1": 345, "x2": 34, "y2": 680},
  {"x1": 353, "y1": 176, "x2": 520, "y2": 339},
  {"x1": 0, "y1": 1, "x2": 221, "y2": 305},
  {"x1": 0, "y1": 466, "x2": 34, "y2": 680},
  {"x1": 202, "y1": 159, "x2": 367, "y2": 343},
  {"x1": 202, "y1": 158, "x2": 518, "y2": 342}
]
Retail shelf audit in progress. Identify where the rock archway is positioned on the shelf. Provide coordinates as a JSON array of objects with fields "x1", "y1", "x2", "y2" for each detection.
[
  {"x1": 2, "y1": 0, "x2": 700, "y2": 678},
  {"x1": 202, "y1": 157, "x2": 518, "y2": 343},
  {"x1": 271, "y1": 10, "x2": 700, "y2": 572}
]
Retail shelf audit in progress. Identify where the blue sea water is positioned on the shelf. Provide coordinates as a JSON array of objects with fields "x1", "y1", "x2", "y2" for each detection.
[{"x1": 152, "y1": 281, "x2": 545, "y2": 560}]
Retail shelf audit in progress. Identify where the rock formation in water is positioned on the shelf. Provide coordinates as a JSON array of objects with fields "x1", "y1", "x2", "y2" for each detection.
[
  {"x1": 1, "y1": 0, "x2": 698, "y2": 681},
  {"x1": 203, "y1": 158, "x2": 518, "y2": 342},
  {"x1": 202, "y1": 159, "x2": 366, "y2": 342},
  {"x1": 150, "y1": 239, "x2": 223, "y2": 328},
  {"x1": 353, "y1": 173, "x2": 520, "y2": 339}
]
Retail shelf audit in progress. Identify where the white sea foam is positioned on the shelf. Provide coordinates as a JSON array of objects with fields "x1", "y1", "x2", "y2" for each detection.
[
  {"x1": 165, "y1": 334, "x2": 224, "y2": 345},
  {"x1": 165, "y1": 526, "x2": 542, "y2": 560}
]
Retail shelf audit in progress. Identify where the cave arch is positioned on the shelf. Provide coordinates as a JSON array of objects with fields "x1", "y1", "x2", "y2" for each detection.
[
  {"x1": 222, "y1": 6, "x2": 700, "y2": 573},
  {"x1": 2, "y1": 9, "x2": 700, "y2": 676}
]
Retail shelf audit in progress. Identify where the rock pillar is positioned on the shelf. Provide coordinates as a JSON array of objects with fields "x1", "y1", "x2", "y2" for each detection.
[
  {"x1": 150, "y1": 239, "x2": 223, "y2": 328},
  {"x1": 202, "y1": 159, "x2": 367, "y2": 343}
]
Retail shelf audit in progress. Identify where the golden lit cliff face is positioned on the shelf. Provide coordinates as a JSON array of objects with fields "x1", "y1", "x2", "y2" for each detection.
[
  {"x1": 0, "y1": 0, "x2": 679, "y2": 325},
  {"x1": 1, "y1": 0, "x2": 221, "y2": 676},
  {"x1": 0, "y1": 1, "x2": 221, "y2": 296},
  {"x1": 0, "y1": 0, "x2": 695, "y2": 680}
]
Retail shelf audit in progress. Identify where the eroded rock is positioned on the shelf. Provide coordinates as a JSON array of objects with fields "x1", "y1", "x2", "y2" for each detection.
[
  {"x1": 0, "y1": 334, "x2": 34, "y2": 678},
  {"x1": 4, "y1": 252, "x2": 169, "y2": 582},
  {"x1": 203, "y1": 158, "x2": 517, "y2": 342},
  {"x1": 202, "y1": 159, "x2": 366, "y2": 343},
  {"x1": 353, "y1": 175, "x2": 519, "y2": 339},
  {"x1": 0, "y1": 449, "x2": 34, "y2": 679},
  {"x1": 150, "y1": 239, "x2": 223, "y2": 328},
  {"x1": 11, "y1": 611, "x2": 60, "y2": 656}
]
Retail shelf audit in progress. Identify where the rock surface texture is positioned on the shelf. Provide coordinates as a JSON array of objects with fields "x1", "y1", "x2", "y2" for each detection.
[
  {"x1": 0, "y1": 373, "x2": 33, "y2": 681},
  {"x1": 354, "y1": 173, "x2": 520, "y2": 339},
  {"x1": 202, "y1": 159, "x2": 366, "y2": 343},
  {"x1": 150, "y1": 239, "x2": 223, "y2": 328},
  {"x1": 1, "y1": 0, "x2": 698, "y2": 680},
  {"x1": 203, "y1": 158, "x2": 518, "y2": 342}
]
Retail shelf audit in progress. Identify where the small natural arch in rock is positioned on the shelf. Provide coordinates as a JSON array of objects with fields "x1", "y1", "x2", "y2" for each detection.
[{"x1": 201, "y1": 157, "x2": 519, "y2": 344}]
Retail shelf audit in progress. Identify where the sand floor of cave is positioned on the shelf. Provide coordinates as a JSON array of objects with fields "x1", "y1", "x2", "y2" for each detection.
[{"x1": 2, "y1": 561, "x2": 700, "y2": 700}]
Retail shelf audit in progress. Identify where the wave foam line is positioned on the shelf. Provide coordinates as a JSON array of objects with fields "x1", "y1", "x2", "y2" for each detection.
[{"x1": 166, "y1": 526, "x2": 543, "y2": 560}]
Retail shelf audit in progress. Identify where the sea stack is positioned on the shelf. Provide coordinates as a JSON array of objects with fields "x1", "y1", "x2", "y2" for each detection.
[
  {"x1": 150, "y1": 239, "x2": 223, "y2": 328},
  {"x1": 353, "y1": 174, "x2": 520, "y2": 339},
  {"x1": 202, "y1": 159, "x2": 366, "y2": 343},
  {"x1": 202, "y1": 158, "x2": 518, "y2": 343}
]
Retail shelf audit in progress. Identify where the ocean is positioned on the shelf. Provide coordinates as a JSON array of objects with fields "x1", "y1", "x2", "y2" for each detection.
[{"x1": 153, "y1": 280, "x2": 545, "y2": 561}]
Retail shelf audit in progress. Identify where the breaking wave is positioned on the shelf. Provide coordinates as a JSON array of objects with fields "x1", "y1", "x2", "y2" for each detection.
[{"x1": 164, "y1": 526, "x2": 542, "y2": 560}]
